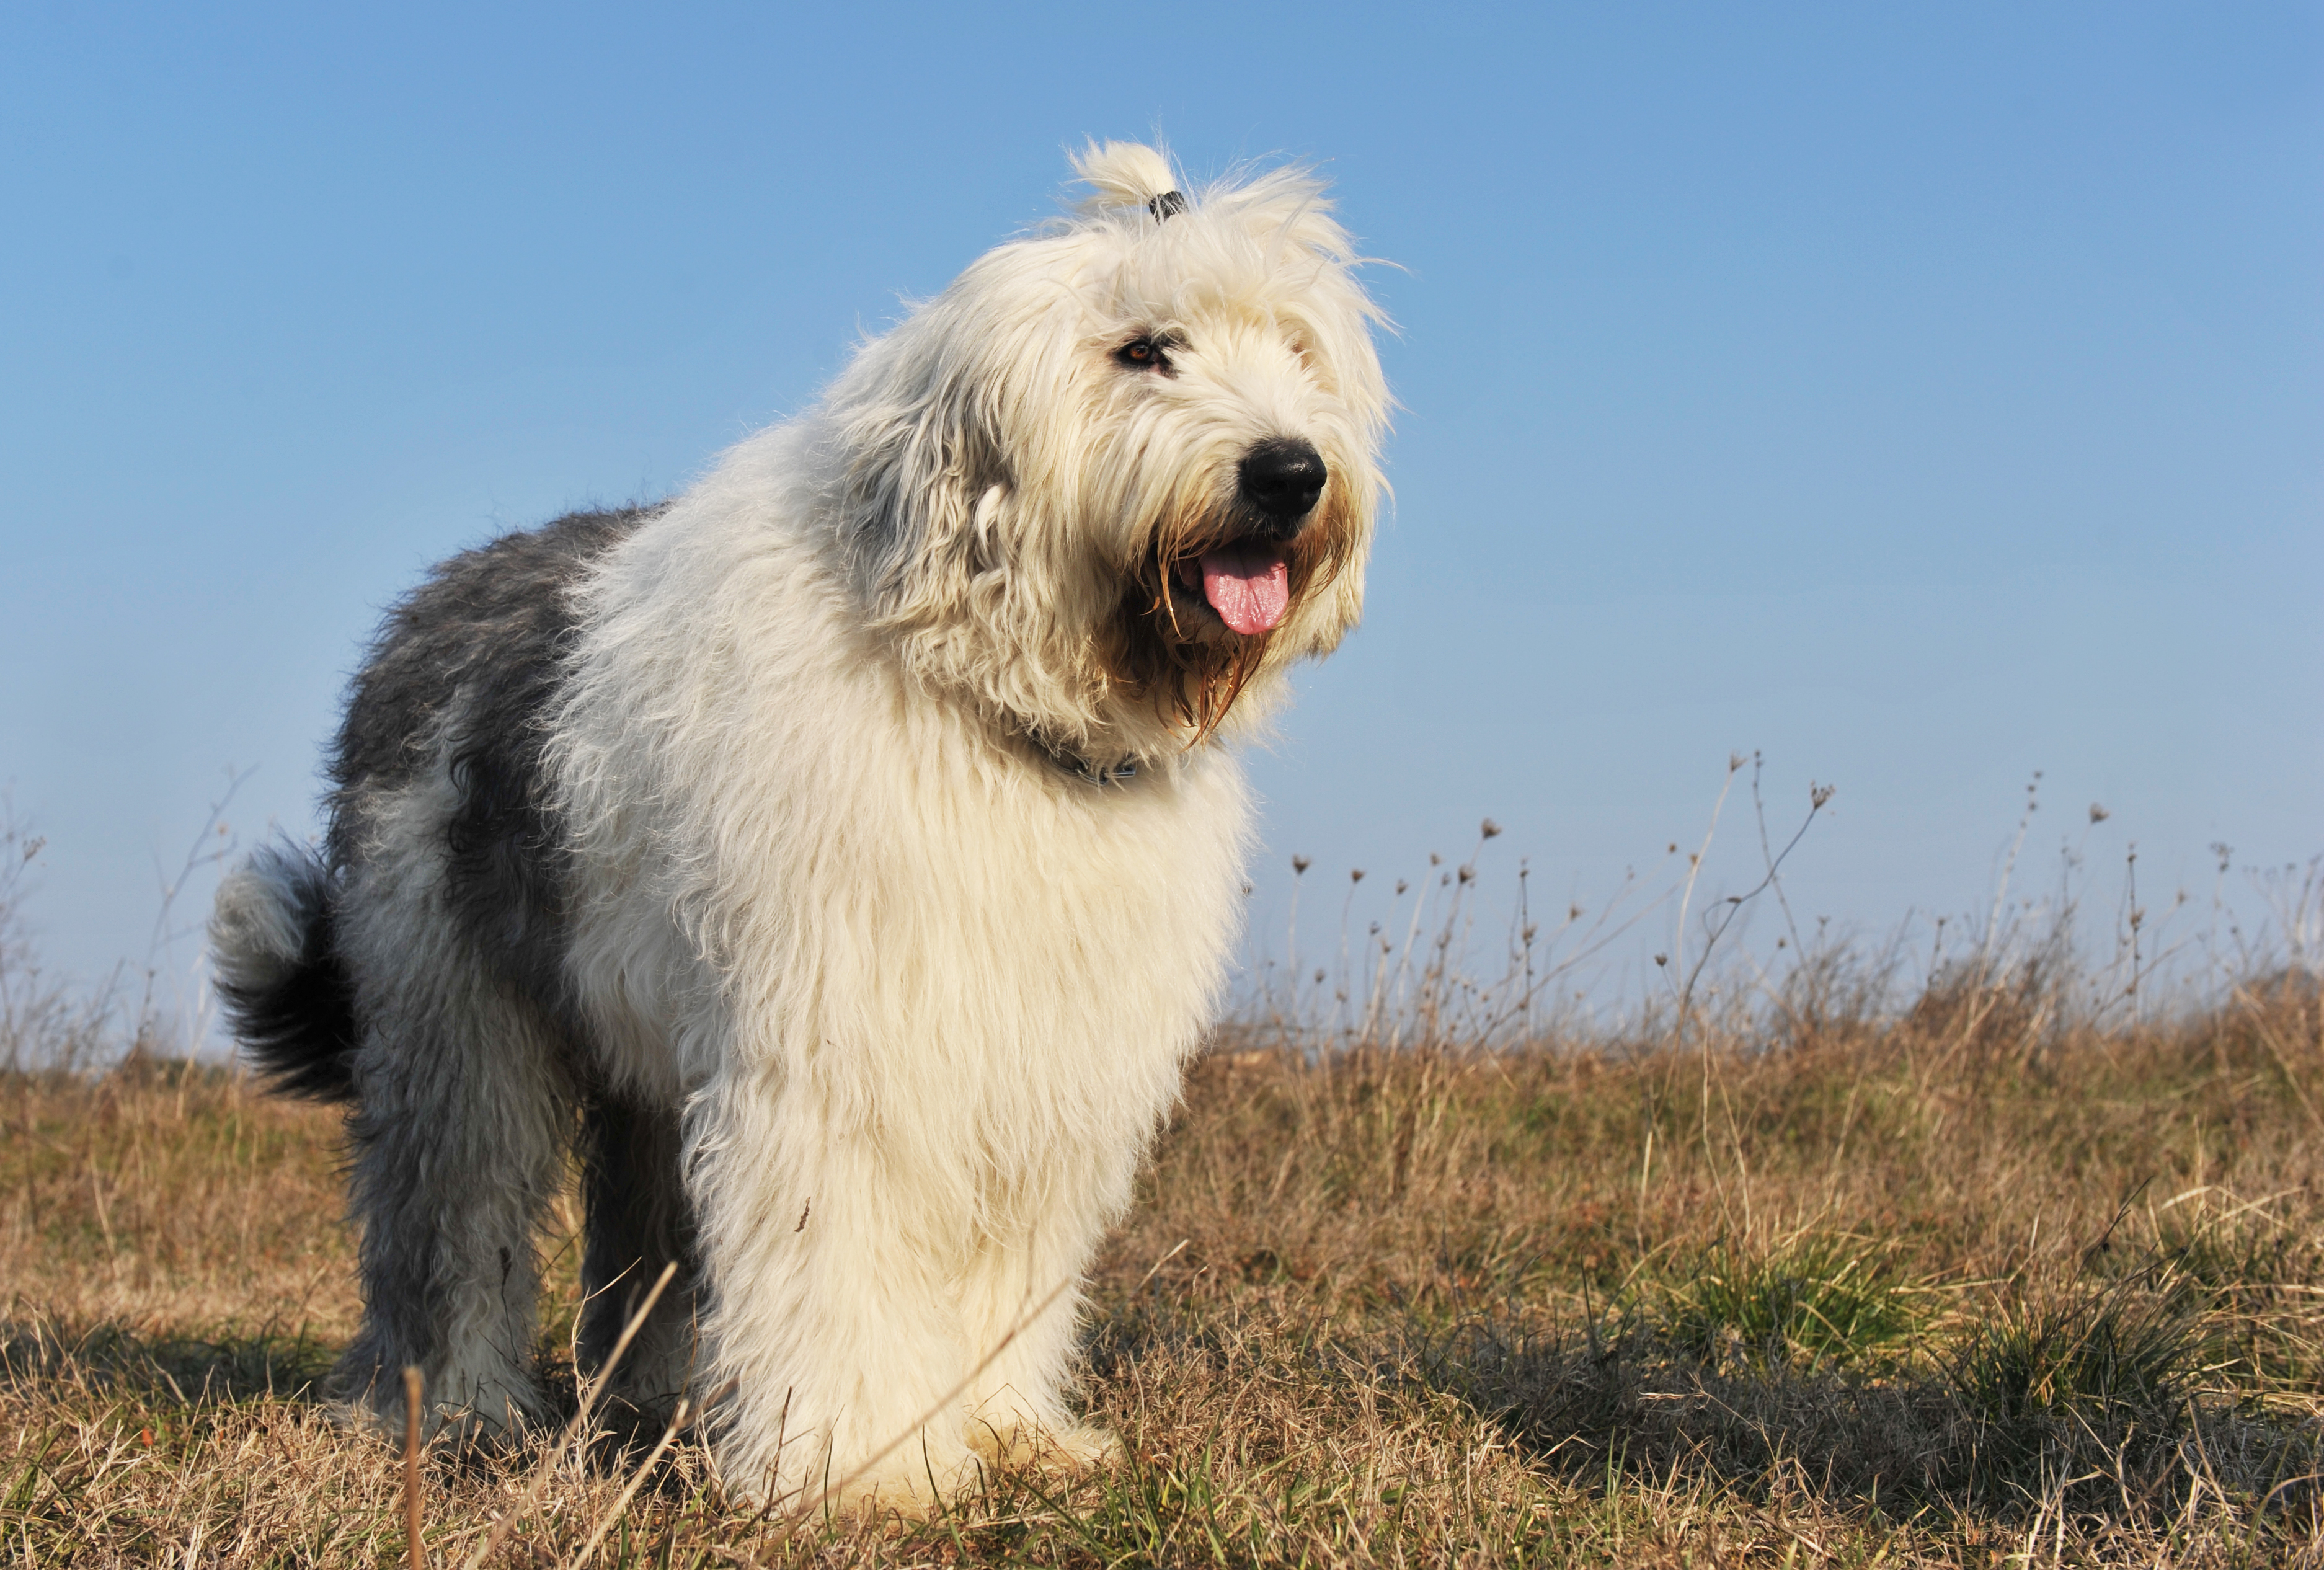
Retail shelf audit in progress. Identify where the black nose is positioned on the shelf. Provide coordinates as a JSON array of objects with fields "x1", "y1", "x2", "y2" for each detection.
[{"x1": 1238, "y1": 438, "x2": 1328, "y2": 533}]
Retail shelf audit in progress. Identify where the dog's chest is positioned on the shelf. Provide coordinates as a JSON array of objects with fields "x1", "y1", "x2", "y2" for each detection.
[{"x1": 555, "y1": 515, "x2": 1254, "y2": 1116}]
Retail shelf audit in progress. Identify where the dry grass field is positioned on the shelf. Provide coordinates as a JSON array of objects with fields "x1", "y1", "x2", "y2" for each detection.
[
  {"x1": 5, "y1": 965, "x2": 2323, "y2": 1566},
  {"x1": 4, "y1": 799, "x2": 2322, "y2": 1565}
]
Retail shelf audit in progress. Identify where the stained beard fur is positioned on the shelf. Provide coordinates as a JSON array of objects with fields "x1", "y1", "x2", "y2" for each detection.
[{"x1": 1107, "y1": 491, "x2": 1359, "y2": 744}]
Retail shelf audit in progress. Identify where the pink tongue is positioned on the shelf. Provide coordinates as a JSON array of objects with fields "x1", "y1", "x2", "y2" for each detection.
[{"x1": 1195, "y1": 546, "x2": 1290, "y2": 635}]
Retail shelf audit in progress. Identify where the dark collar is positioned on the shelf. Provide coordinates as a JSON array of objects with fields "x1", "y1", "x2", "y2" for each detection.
[{"x1": 1037, "y1": 738, "x2": 1139, "y2": 787}]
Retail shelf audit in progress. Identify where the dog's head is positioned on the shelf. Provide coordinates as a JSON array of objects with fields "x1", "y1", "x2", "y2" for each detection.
[{"x1": 826, "y1": 141, "x2": 1390, "y2": 769}]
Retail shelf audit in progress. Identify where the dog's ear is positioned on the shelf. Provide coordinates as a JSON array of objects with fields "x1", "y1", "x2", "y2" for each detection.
[{"x1": 835, "y1": 304, "x2": 1013, "y2": 638}]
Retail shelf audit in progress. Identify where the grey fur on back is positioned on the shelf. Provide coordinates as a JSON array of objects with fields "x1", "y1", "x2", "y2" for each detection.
[{"x1": 330, "y1": 506, "x2": 654, "y2": 1014}]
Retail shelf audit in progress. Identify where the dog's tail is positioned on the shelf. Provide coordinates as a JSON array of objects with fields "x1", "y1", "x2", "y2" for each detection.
[{"x1": 210, "y1": 841, "x2": 360, "y2": 1101}]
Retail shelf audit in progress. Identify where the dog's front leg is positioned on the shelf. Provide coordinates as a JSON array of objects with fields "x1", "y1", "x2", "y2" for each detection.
[
  {"x1": 686, "y1": 1060, "x2": 976, "y2": 1515},
  {"x1": 957, "y1": 1143, "x2": 1135, "y2": 1475}
]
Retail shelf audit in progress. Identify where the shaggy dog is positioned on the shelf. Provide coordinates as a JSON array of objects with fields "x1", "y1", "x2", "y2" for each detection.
[{"x1": 208, "y1": 141, "x2": 1388, "y2": 1510}]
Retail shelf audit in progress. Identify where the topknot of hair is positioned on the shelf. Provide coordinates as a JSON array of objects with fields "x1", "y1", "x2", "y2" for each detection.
[{"x1": 1072, "y1": 141, "x2": 1183, "y2": 216}]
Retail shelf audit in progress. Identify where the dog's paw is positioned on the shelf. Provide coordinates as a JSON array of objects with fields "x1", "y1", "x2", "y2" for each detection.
[
  {"x1": 966, "y1": 1417, "x2": 1122, "y2": 1476},
  {"x1": 824, "y1": 1468, "x2": 946, "y2": 1522},
  {"x1": 330, "y1": 1392, "x2": 536, "y2": 1453},
  {"x1": 1044, "y1": 1423, "x2": 1124, "y2": 1473}
]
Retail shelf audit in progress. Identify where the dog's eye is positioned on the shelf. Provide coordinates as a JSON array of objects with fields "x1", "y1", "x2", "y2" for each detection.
[{"x1": 1115, "y1": 337, "x2": 1173, "y2": 373}]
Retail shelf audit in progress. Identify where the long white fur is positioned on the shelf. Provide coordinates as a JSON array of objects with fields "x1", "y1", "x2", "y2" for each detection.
[{"x1": 355, "y1": 141, "x2": 1386, "y2": 1510}]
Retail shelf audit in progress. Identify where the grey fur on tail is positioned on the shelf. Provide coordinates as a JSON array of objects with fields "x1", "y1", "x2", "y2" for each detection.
[{"x1": 210, "y1": 841, "x2": 358, "y2": 1100}]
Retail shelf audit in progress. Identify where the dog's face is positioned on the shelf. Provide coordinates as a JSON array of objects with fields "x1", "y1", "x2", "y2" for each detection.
[{"x1": 832, "y1": 143, "x2": 1390, "y2": 760}]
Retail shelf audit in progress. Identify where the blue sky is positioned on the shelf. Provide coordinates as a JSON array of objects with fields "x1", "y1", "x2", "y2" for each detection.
[{"x1": 2, "y1": 3, "x2": 2317, "y2": 1012}]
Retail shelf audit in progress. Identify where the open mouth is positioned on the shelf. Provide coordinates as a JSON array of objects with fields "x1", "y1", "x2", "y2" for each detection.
[{"x1": 1173, "y1": 542, "x2": 1291, "y2": 636}]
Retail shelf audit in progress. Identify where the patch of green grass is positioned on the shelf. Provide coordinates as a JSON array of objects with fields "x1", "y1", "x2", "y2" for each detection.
[
  {"x1": 1945, "y1": 1262, "x2": 2214, "y2": 1501},
  {"x1": 1654, "y1": 1232, "x2": 1922, "y2": 1373}
]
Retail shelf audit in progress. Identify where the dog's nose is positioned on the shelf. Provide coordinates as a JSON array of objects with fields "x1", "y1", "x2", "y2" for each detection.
[{"x1": 1238, "y1": 439, "x2": 1328, "y2": 532}]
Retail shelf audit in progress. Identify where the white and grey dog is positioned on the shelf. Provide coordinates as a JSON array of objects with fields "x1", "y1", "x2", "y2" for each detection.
[{"x1": 210, "y1": 141, "x2": 1388, "y2": 1509}]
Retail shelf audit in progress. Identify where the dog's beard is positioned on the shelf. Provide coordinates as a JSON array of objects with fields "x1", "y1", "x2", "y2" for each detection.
[{"x1": 1106, "y1": 499, "x2": 1354, "y2": 743}]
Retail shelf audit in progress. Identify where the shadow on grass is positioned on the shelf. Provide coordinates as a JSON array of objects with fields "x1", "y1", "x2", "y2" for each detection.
[
  {"x1": 1397, "y1": 1276, "x2": 2324, "y2": 1533},
  {"x1": 0, "y1": 1315, "x2": 705, "y2": 1498},
  {"x1": 0, "y1": 1316, "x2": 338, "y2": 1407}
]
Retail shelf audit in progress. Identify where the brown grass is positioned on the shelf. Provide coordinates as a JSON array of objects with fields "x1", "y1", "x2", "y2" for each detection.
[{"x1": 5, "y1": 964, "x2": 2323, "y2": 1566}]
